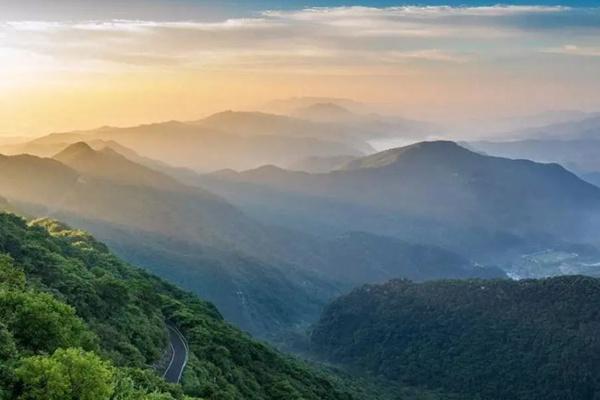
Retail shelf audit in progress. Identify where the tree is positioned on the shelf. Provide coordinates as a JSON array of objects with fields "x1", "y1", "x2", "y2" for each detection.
[
  {"x1": 16, "y1": 348, "x2": 115, "y2": 400},
  {"x1": 0, "y1": 291, "x2": 94, "y2": 353},
  {"x1": 0, "y1": 322, "x2": 17, "y2": 400},
  {"x1": 267, "y1": 380, "x2": 304, "y2": 400},
  {"x1": 0, "y1": 322, "x2": 16, "y2": 360},
  {"x1": 0, "y1": 254, "x2": 25, "y2": 289}
]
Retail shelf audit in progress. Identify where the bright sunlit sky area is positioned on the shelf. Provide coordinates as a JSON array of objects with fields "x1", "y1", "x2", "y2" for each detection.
[{"x1": 1, "y1": 0, "x2": 599, "y2": 135}]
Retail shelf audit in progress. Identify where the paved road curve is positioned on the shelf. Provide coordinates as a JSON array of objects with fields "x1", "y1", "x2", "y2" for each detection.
[{"x1": 163, "y1": 325, "x2": 189, "y2": 384}]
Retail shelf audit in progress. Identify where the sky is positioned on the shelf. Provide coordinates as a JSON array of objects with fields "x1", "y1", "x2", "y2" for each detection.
[{"x1": 1, "y1": 1, "x2": 599, "y2": 135}]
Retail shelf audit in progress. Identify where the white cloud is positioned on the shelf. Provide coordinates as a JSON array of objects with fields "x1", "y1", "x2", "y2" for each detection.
[
  {"x1": 0, "y1": 5, "x2": 596, "y2": 74},
  {"x1": 263, "y1": 5, "x2": 569, "y2": 20},
  {"x1": 383, "y1": 49, "x2": 472, "y2": 63},
  {"x1": 543, "y1": 44, "x2": 600, "y2": 57}
]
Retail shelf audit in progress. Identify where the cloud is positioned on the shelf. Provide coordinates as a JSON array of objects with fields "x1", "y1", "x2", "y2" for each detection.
[
  {"x1": 543, "y1": 44, "x2": 600, "y2": 57},
  {"x1": 383, "y1": 49, "x2": 472, "y2": 63},
  {"x1": 263, "y1": 5, "x2": 569, "y2": 19},
  {"x1": 0, "y1": 5, "x2": 598, "y2": 74}
]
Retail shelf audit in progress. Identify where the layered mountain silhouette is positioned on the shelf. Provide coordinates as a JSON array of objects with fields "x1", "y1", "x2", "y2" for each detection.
[
  {"x1": 199, "y1": 141, "x2": 600, "y2": 264},
  {"x1": 0, "y1": 145, "x2": 338, "y2": 335},
  {"x1": 3, "y1": 138, "x2": 597, "y2": 335},
  {"x1": 194, "y1": 110, "x2": 368, "y2": 146},
  {"x1": 468, "y1": 115, "x2": 600, "y2": 175},
  {"x1": 265, "y1": 97, "x2": 437, "y2": 140},
  {"x1": 501, "y1": 114, "x2": 600, "y2": 141},
  {"x1": 0, "y1": 112, "x2": 372, "y2": 171},
  {"x1": 54, "y1": 142, "x2": 188, "y2": 191},
  {"x1": 264, "y1": 97, "x2": 365, "y2": 115},
  {"x1": 291, "y1": 103, "x2": 356, "y2": 123},
  {"x1": 0, "y1": 142, "x2": 503, "y2": 337},
  {"x1": 286, "y1": 154, "x2": 358, "y2": 173}
]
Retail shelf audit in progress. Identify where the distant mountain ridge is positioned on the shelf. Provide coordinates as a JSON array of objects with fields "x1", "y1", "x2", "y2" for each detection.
[
  {"x1": 0, "y1": 112, "x2": 372, "y2": 172},
  {"x1": 291, "y1": 103, "x2": 356, "y2": 122},
  {"x1": 286, "y1": 155, "x2": 358, "y2": 173},
  {"x1": 0, "y1": 147, "x2": 338, "y2": 336},
  {"x1": 206, "y1": 140, "x2": 600, "y2": 231},
  {"x1": 264, "y1": 96, "x2": 365, "y2": 115},
  {"x1": 54, "y1": 142, "x2": 190, "y2": 192},
  {"x1": 0, "y1": 142, "x2": 504, "y2": 337},
  {"x1": 501, "y1": 114, "x2": 600, "y2": 141},
  {"x1": 467, "y1": 114, "x2": 600, "y2": 178},
  {"x1": 198, "y1": 141, "x2": 600, "y2": 269}
]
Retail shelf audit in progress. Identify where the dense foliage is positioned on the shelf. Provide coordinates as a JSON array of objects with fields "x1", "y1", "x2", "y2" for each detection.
[
  {"x1": 0, "y1": 212, "x2": 356, "y2": 399},
  {"x1": 311, "y1": 277, "x2": 600, "y2": 400}
]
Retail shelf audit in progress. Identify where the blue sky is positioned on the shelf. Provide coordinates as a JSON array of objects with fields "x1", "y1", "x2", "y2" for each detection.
[{"x1": 1, "y1": 0, "x2": 597, "y2": 21}]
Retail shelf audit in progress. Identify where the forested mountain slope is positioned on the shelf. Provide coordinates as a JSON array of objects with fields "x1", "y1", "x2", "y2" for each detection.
[
  {"x1": 321, "y1": 232, "x2": 503, "y2": 284},
  {"x1": 0, "y1": 145, "x2": 501, "y2": 336},
  {"x1": 311, "y1": 277, "x2": 600, "y2": 400},
  {"x1": 0, "y1": 148, "x2": 340, "y2": 337},
  {"x1": 0, "y1": 212, "x2": 357, "y2": 400}
]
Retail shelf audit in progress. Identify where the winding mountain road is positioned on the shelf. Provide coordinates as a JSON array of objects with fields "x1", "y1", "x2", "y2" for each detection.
[{"x1": 163, "y1": 325, "x2": 189, "y2": 384}]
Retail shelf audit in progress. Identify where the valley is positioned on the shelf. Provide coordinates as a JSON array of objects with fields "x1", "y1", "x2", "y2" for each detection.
[
  {"x1": 2, "y1": 2, "x2": 600, "y2": 397},
  {"x1": 1, "y1": 104, "x2": 600, "y2": 399}
]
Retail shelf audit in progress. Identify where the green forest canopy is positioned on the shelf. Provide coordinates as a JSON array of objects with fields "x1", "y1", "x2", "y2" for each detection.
[
  {"x1": 0, "y1": 212, "x2": 357, "y2": 400},
  {"x1": 311, "y1": 277, "x2": 600, "y2": 400}
]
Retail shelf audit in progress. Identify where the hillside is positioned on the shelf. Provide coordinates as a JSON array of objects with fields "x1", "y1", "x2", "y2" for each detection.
[
  {"x1": 286, "y1": 155, "x2": 358, "y2": 173},
  {"x1": 0, "y1": 150, "x2": 246, "y2": 246},
  {"x1": 0, "y1": 150, "x2": 340, "y2": 337},
  {"x1": 467, "y1": 115, "x2": 600, "y2": 174},
  {"x1": 199, "y1": 141, "x2": 600, "y2": 265},
  {"x1": 321, "y1": 232, "x2": 504, "y2": 285},
  {"x1": 0, "y1": 145, "x2": 510, "y2": 336},
  {"x1": 311, "y1": 277, "x2": 600, "y2": 400},
  {"x1": 54, "y1": 142, "x2": 187, "y2": 192},
  {"x1": 583, "y1": 171, "x2": 600, "y2": 187},
  {"x1": 468, "y1": 138, "x2": 600, "y2": 175},
  {"x1": 0, "y1": 212, "x2": 356, "y2": 400}
]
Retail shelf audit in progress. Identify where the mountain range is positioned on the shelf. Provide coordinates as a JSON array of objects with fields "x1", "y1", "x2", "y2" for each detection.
[
  {"x1": 2, "y1": 114, "x2": 600, "y2": 399},
  {"x1": 468, "y1": 115, "x2": 600, "y2": 178},
  {"x1": 0, "y1": 141, "x2": 504, "y2": 338},
  {"x1": 0, "y1": 112, "x2": 372, "y2": 172},
  {"x1": 0, "y1": 103, "x2": 441, "y2": 172},
  {"x1": 264, "y1": 97, "x2": 438, "y2": 141},
  {"x1": 198, "y1": 141, "x2": 600, "y2": 268},
  {"x1": 286, "y1": 155, "x2": 358, "y2": 173},
  {"x1": 0, "y1": 212, "x2": 363, "y2": 400},
  {"x1": 3, "y1": 133, "x2": 600, "y2": 336},
  {"x1": 0, "y1": 143, "x2": 332, "y2": 336}
]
